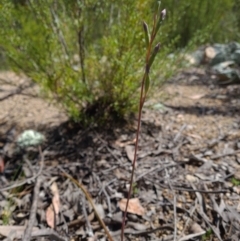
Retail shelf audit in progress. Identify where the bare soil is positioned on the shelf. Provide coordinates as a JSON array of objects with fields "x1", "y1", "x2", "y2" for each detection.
[{"x1": 0, "y1": 68, "x2": 240, "y2": 241}]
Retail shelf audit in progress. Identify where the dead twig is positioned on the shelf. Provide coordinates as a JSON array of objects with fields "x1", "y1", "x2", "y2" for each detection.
[
  {"x1": 181, "y1": 198, "x2": 197, "y2": 235},
  {"x1": 173, "y1": 124, "x2": 187, "y2": 143},
  {"x1": 93, "y1": 172, "x2": 113, "y2": 216},
  {"x1": 136, "y1": 163, "x2": 180, "y2": 181},
  {"x1": 173, "y1": 191, "x2": 177, "y2": 241},
  {"x1": 30, "y1": 228, "x2": 68, "y2": 241},
  {"x1": 166, "y1": 169, "x2": 178, "y2": 241},
  {"x1": 81, "y1": 193, "x2": 93, "y2": 237},
  {"x1": 22, "y1": 146, "x2": 44, "y2": 241},
  {"x1": 158, "y1": 182, "x2": 227, "y2": 193},
  {"x1": 191, "y1": 183, "x2": 223, "y2": 241},
  {"x1": 178, "y1": 231, "x2": 206, "y2": 241},
  {"x1": 211, "y1": 150, "x2": 240, "y2": 160},
  {"x1": 111, "y1": 224, "x2": 174, "y2": 236}
]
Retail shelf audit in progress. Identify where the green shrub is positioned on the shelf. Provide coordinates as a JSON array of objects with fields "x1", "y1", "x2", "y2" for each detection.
[
  {"x1": 0, "y1": 0, "x2": 152, "y2": 124},
  {"x1": 159, "y1": 0, "x2": 237, "y2": 47}
]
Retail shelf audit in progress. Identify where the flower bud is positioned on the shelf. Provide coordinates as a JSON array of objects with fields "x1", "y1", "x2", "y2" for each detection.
[{"x1": 161, "y1": 9, "x2": 166, "y2": 20}]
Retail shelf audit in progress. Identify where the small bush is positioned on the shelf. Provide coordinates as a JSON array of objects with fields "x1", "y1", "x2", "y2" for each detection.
[{"x1": 0, "y1": 0, "x2": 151, "y2": 124}]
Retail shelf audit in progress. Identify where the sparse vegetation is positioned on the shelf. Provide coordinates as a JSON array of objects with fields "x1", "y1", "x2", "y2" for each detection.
[
  {"x1": 202, "y1": 229, "x2": 213, "y2": 241},
  {"x1": 231, "y1": 177, "x2": 240, "y2": 186}
]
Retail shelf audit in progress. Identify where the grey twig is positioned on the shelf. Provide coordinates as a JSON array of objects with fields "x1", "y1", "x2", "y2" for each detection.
[
  {"x1": 178, "y1": 231, "x2": 206, "y2": 241},
  {"x1": 30, "y1": 228, "x2": 68, "y2": 241},
  {"x1": 191, "y1": 183, "x2": 223, "y2": 241},
  {"x1": 173, "y1": 192, "x2": 177, "y2": 241},
  {"x1": 111, "y1": 224, "x2": 174, "y2": 236},
  {"x1": 167, "y1": 172, "x2": 177, "y2": 241},
  {"x1": 81, "y1": 193, "x2": 94, "y2": 237},
  {"x1": 173, "y1": 124, "x2": 187, "y2": 143},
  {"x1": 93, "y1": 172, "x2": 112, "y2": 216},
  {"x1": 0, "y1": 226, "x2": 68, "y2": 241},
  {"x1": 136, "y1": 163, "x2": 179, "y2": 181},
  {"x1": 158, "y1": 182, "x2": 227, "y2": 194},
  {"x1": 181, "y1": 198, "x2": 197, "y2": 235},
  {"x1": 22, "y1": 146, "x2": 44, "y2": 241},
  {"x1": 211, "y1": 150, "x2": 240, "y2": 160}
]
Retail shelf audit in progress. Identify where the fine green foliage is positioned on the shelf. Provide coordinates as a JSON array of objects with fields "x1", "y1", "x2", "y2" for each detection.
[
  {"x1": 2, "y1": 203, "x2": 13, "y2": 225},
  {"x1": 201, "y1": 229, "x2": 213, "y2": 241},
  {"x1": 132, "y1": 182, "x2": 139, "y2": 195},
  {"x1": 0, "y1": 0, "x2": 151, "y2": 124},
  {"x1": 231, "y1": 177, "x2": 240, "y2": 186},
  {"x1": 160, "y1": 0, "x2": 237, "y2": 47}
]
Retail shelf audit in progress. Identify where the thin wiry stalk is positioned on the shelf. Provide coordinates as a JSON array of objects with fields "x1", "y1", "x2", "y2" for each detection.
[
  {"x1": 121, "y1": 71, "x2": 146, "y2": 241},
  {"x1": 121, "y1": 4, "x2": 166, "y2": 241}
]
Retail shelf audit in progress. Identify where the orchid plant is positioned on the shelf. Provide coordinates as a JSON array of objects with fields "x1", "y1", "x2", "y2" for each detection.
[{"x1": 121, "y1": 3, "x2": 166, "y2": 241}]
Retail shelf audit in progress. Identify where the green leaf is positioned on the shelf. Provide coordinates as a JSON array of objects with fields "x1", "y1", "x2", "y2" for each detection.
[{"x1": 142, "y1": 21, "x2": 150, "y2": 48}]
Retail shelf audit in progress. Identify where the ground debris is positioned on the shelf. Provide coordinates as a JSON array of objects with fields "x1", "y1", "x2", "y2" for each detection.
[{"x1": 0, "y1": 68, "x2": 240, "y2": 240}]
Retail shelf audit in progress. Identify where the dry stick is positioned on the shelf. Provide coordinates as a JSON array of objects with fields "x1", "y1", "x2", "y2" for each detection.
[
  {"x1": 93, "y1": 173, "x2": 113, "y2": 216},
  {"x1": 136, "y1": 163, "x2": 180, "y2": 181},
  {"x1": 158, "y1": 182, "x2": 227, "y2": 193},
  {"x1": 173, "y1": 191, "x2": 177, "y2": 241},
  {"x1": 29, "y1": 229, "x2": 68, "y2": 241},
  {"x1": 211, "y1": 149, "x2": 240, "y2": 160},
  {"x1": 180, "y1": 198, "x2": 198, "y2": 236},
  {"x1": 167, "y1": 172, "x2": 178, "y2": 241},
  {"x1": 178, "y1": 231, "x2": 206, "y2": 241},
  {"x1": 81, "y1": 194, "x2": 94, "y2": 236},
  {"x1": 0, "y1": 227, "x2": 68, "y2": 241},
  {"x1": 60, "y1": 168, "x2": 114, "y2": 241},
  {"x1": 112, "y1": 224, "x2": 174, "y2": 236},
  {"x1": 204, "y1": 184, "x2": 239, "y2": 232},
  {"x1": 191, "y1": 183, "x2": 223, "y2": 241},
  {"x1": 22, "y1": 146, "x2": 44, "y2": 241}
]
